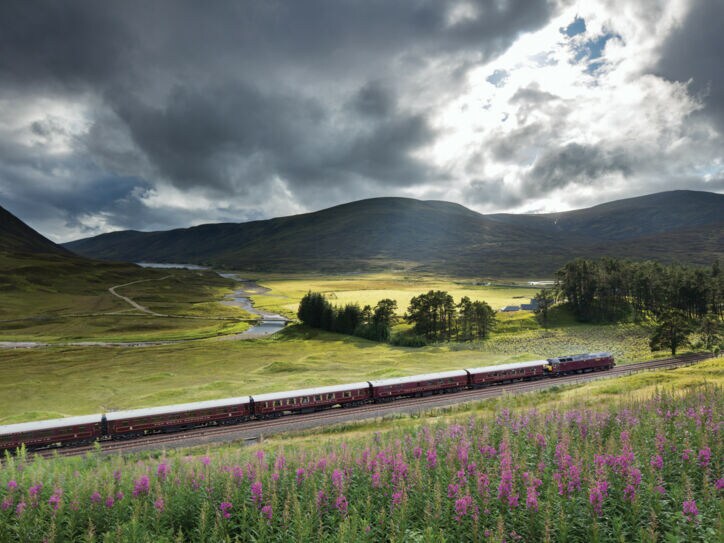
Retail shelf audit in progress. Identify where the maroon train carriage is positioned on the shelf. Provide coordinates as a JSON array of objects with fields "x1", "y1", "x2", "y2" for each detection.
[
  {"x1": 545, "y1": 352, "x2": 614, "y2": 376},
  {"x1": 466, "y1": 360, "x2": 548, "y2": 387},
  {"x1": 105, "y1": 396, "x2": 252, "y2": 439},
  {"x1": 370, "y1": 370, "x2": 469, "y2": 402},
  {"x1": 0, "y1": 415, "x2": 103, "y2": 452},
  {"x1": 251, "y1": 382, "x2": 372, "y2": 418}
]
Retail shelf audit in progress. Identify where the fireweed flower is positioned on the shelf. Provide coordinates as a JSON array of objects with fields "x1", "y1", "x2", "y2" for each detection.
[
  {"x1": 454, "y1": 495, "x2": 474, "y2": 520},
  {"x1": 650, "y1": 455, "x2": 663, "y2": 470},
  {"x1": 682, "y1": 500, "x2": 699, "y2": 522},
  {"x1": 133, "y1": 475, "x2": 150, "y2": 497},
  {"x1": 589, "y1": 481, "x2": 608, "y2": 516},
  {"x1": 251, "y1": 481, "x2": 263, "y2": 505},
  {"x1": 335, "y1": 494, "x2": 348, "y2": 515},
  {"x1": 105, "y1": 496, "x2": 115, "y2": 508},
  {"x1": 157, "y1": 462, "x2": 169, "y2": 480},
  {"x1": 220, "y1": 501, "x2": 233, "y2": 519},
  {"x1": 154, "y1": 497, "x2": 165, "y2": 512},
  {"x1": 391, "y1": 490, "x2": 404, "y2": 510},
  {"x1": 90, "y1": 491, "x2": 102, "y2": 505},
  {"x1": 261, "y1": 504, "x2": 273, "y2": 521},
  {"x1": 332, "y1": 469, "x2": 344, "y2": 492},
  {"x1": 426, "y1": 449, "x2": 437, "y2": 469},
  {"x1": 28, "y1": 483, "x2": 43, "y2": 498},
  {"x1": 15, "y1": 501, "x2": 26, "y2": 516},
  {"x1": 716, "y1": 478, "x2": 724, "y2": 491},
  {"x1": 7, "y1": 480, "x2": 17, "y2": 490},
  {"x1": 1, "y1": 496, "x2": 13, "y2": 511},
  {"x1": 698, "y1": 447, "x2": 711, "y2": 468},
  {"x1": 316, "y1": 490, "x2": 327, "y2": 509}
]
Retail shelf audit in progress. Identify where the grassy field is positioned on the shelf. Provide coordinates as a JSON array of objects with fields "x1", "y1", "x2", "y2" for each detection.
[
  {"x1": 0, "y1": 255, "x2": 252, "y2": 342},
  {"x1": 243, "y1": 273, "x2": 541, "y2": 318},
  {"x1": 0, "y1": 319, "x2": 683, "y2": 424}
]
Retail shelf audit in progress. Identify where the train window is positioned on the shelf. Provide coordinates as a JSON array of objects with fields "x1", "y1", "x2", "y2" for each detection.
[
  {"x1": 327, "y1": 393, "x2": 334, "y2": 400},
  {"x1": 264, "y1": 402, "x2": 269, "y2": 408},
  {"x1": 343, "y1": 391, "x2": 351, "y2": 398},
  {"x1": 314, "y1": 395, "x2": 321, "y2": 402},
  {"x1": 301, "y1": 397, "x2": 309, "y2": 404},
  {"x1": 273, "y1": 400, "x2": 281, "y2": 407}
]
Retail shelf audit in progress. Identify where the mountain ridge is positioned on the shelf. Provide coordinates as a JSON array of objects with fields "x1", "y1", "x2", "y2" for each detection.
[{"x1": 56, "y1": 189, "x2": 724, "y2": 276}]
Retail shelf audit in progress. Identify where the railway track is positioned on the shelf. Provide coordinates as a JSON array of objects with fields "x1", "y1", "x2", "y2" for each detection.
[{"x1": 34, "y1": 352, "x2": 715, "y2": 459}]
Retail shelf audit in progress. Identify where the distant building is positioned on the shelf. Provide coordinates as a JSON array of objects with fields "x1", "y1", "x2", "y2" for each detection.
[
  {"x1": 501, "y1": 305, "x2": 520, "y2": 312},
  {"x1": 520, "y1": 299, "x2": 539, "y2": 311}
]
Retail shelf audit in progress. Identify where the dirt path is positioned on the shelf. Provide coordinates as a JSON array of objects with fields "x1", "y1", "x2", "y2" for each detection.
[
  {"x1": 0, "y1": 272, "x2": 289, "y2": 348},
  {"x1": 108, "y1": 276, "x2": 173, "y2": 316}
]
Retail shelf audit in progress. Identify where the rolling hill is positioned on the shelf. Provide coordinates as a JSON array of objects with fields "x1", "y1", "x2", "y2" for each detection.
[
  {"x1": 0, "y1": 204, "x2": 151, "y2": 305},
  {"x1": 63, "y1": 190, "x2": 724, "y2": 276}
]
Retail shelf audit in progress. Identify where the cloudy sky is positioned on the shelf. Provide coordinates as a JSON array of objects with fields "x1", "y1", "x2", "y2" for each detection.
[{"x1": 1, "y1": 0, "x2": 722, "y2": 242}]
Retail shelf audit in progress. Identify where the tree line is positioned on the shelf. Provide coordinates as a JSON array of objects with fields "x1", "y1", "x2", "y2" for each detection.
[
  {"x1": 297, "y1": 292, "x2": 397, "y2": 342},
  {"x1": 555, "y1": 258, "x2": 722, "y2": 322},
  {"x1": 297, "y1": 290, "x2": 496, "y2": 344},
  {"x1": 405, "y1": 291, "x2": 495, "y2": 342},
  {"x1": 553, "y1": 258, "x2": 722, "y2": 355}
]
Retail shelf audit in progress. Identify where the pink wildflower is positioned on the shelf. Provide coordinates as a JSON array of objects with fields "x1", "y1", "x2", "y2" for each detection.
[
  {"x1": 251, "y1": 481, "x2": 263, "y2": 505},
  {"x1": 261, "y1": 504, "x2": 273, "y2": 520},
  {"x1": 133, "y1": 475, "x2": 150, "y2": 496},
  {"x1": 426, "y1": 449, "x2": 437, "y2": 469},
  {"x1": 650, "y1": 455, "x2": 663, "y2": 470},
  {"x1": 698, "y1": 447, "x2": 711, "y2": 468},
  {"x1": 157, "y1": 462, "x2": 169, "y2": 480},
  {"x1": 154, "y1": 497, "x2": 164, "y2": 512},
  {"x1": 220, "y1": 501, "x2": 233, "y2": 519},
  {"x1": 335, "y1": 494, "x2": 348, "y2": 515},
  {"x1": 682, "y1": 500, "x2": 699, "y2": 522}
]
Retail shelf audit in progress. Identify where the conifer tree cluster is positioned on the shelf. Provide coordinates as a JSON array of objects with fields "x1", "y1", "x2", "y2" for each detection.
[{"x1": 297, "y1": 292, "x2": 396, "y2": 342}]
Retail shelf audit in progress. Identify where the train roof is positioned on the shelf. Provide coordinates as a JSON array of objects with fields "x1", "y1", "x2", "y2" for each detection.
[
  {"x1": 105, "y1": 396, "x2": 251, "y2": 421},
  {"x1": 547, "y1": 352, "x2": 612, "y2": 363},
  {"x1": 369, "y1": 369, "x2": 468, "y2": 388},
  {"x1": 0, "y1": 414, "x2": 102, "y2": 436},
  {"x1": 252, "y1": 382, "x2": 370, "y2": 402},
  {"x1": 466, "y1": 360, "x2": 547, "y2": 374}
]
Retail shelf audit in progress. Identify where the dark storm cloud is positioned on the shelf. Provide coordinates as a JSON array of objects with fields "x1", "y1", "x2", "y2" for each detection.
[
  {"x1": 525, "y1": 143, "x2": 633, "y2": 194},
  {"x1": 0, "y1": 0, "x2": 558, "y2": 239},
  {"x1": 655, "y1": 0, "x2": 724, "y2": 135}
]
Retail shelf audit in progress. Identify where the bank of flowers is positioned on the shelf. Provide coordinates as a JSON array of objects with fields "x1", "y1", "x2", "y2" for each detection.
[{"x1": 1, "y1": 386, "x2": 721, "y2": 542}]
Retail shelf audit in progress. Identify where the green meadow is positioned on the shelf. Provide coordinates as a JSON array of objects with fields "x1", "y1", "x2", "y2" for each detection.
[
  {"x1": 244, "y1": 272, "x2": 541, "y2": 317},
  {"x1": 0, "y1": 318, "x2": 668, "y2": 424},
  {"x1": 0, "y1": 256, "x2": 252, "y2": 342}
]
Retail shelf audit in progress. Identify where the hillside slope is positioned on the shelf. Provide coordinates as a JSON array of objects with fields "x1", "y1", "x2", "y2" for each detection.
[
  {"x1": 0, "y1": 205, "x2": 72, "y2": 256},
  {"x1": 63, "y1": 190, "x2": 724, "y2": 275}
]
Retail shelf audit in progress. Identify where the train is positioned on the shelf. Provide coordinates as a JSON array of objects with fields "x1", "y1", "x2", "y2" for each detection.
[{"x1": 0, "y1": 353, "x2": 614, "y2": 452}]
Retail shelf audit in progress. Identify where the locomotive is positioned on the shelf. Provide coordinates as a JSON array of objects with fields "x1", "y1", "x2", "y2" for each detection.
[{"x1": 0, "y1": 353, "x2": 613, "y2": 452}]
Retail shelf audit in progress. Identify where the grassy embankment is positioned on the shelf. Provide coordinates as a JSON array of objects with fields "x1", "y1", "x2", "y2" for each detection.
[
  {"x1": 1, "y1": 362, "x2": 721, "y2": 542},
  {"x1": 0, "y1": 254, "x2": 252, "y2": 342}
]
